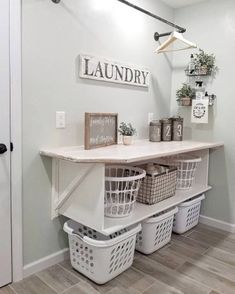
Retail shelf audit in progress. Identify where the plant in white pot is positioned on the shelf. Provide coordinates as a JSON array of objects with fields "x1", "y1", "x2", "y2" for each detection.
[{"x1": 118, "y1": 122, "x2": 137, "y2": 145}]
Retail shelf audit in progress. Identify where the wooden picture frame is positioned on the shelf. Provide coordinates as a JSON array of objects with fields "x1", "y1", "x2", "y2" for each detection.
[{"x1": 84, "y1": 113, "x2": 118, "y2": 150}]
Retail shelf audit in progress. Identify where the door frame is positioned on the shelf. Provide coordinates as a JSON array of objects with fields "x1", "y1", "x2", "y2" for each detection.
[{"x1": 10, "y1": 0, "x2": 23, "y2": 282}]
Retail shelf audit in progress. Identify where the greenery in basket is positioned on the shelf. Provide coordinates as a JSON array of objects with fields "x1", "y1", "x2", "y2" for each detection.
[
  {"x1": 176, "y1": 83, "x2": 195, "y2": 101},
  {"x1": 118, "y1": 122, "x2": 137, "y2": 136},
  {"x1": 194, "y1": 49, "x2": 218, "y2": 75}
]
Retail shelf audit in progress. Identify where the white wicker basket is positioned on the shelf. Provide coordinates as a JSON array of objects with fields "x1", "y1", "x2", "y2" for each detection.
[
  {"x1": 157, "y1": 155, "x2": 201, "y2": 190},
  {"x1": 173, "y1": 194, "x2": 205, "y2": 234},
  {"x1": 105, "y1": 165, "x2": 146, "y2": 218},
  {"x1": 64, "y1": 220, "x2": 141, "y2": 284},
  {"x1": 136, "y1": 207, "x2": 178, "y2": 254}
]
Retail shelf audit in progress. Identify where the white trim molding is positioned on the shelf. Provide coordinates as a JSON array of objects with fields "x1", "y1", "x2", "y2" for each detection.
[
  {"x1": 23, "y1": 249, "x2": 69, "y2": 278},
  {"x1": 10, "y1": 0, "x2": 23, "y2": 282},
  {"x1": 200, "y1": 215, "x2": 235, "y2": 233}
]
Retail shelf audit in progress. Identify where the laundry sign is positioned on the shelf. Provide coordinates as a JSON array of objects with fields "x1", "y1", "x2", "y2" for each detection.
[
  {"x1": 191, "y1": 99, "x2": 209, "y2": 124},
  {"x1": 79, "y1": 54, "x2": 150, "y2": 88}
]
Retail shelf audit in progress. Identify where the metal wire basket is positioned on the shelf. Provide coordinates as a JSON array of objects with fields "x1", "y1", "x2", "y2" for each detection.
[{"x1": 137, "y1": 164, "x2": 177, "y2": 205}]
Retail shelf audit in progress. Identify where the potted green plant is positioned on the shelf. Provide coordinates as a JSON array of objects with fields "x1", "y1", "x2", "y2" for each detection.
[
  {"x1": 176, "y1": 83, "x2": 195, "y2": 106},
  {"x1": 118, "y1": 122, "x2": 137, "y2": 145},
  {"x1": 194, "y1": 49, "x2": 218, "y2": 76}
]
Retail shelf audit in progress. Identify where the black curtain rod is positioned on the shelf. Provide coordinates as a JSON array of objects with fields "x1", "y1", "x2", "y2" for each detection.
[{"x1": 51, "y1": 0, "x2": 186, "y2": 40}]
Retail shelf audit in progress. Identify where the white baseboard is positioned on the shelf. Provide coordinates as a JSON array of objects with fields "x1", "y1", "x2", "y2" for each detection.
[
  {"x1": 199, "y1": 215, "x2": 235, "y2": 233},
  {"x1": 23, "y1": 248, "x2": 69, "y2": 278}
]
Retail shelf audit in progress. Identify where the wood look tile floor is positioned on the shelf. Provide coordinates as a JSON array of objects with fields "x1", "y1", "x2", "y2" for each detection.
[{"x1": 1, "y1": 224, "x2": 235, "y2": 294}]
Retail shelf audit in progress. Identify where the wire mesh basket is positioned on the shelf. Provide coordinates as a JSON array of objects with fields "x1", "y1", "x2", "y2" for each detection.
[
  {"x1": 64, "y1": 220, "x2": 141, "y2": 284},
  {"x1": 157, "y1": 155, "x2": 201, "y2": 190},
  {"x1": 136, "y1": 207, "x2": 178, "y2": 254},
  {"x1": 105, "y1": 165, "x2": 146, "y2": 218},
  {"x1": 173, "y1": 194, "x2": 205, "y2": 234},
  {"x1": 137, "y1": 164, "x2": 177, "y2": 205}
]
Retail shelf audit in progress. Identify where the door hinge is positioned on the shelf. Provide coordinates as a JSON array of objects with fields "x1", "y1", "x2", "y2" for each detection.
[{"x1": 10, "y1": 142, "x2": 13, "y2": 152}]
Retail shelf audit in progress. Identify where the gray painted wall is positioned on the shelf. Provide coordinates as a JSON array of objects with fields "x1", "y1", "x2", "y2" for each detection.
[
  {"x1": 171, "y1": 0, "x2": 235, "y2": 224},
  {"x1": 22, "y1": 0, "x2": 174, "y2": 265}
]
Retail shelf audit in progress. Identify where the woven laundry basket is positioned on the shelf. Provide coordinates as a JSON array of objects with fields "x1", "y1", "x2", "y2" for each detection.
[{"x1": 137, "y1": 163, "x2": 177, "y2": 205}]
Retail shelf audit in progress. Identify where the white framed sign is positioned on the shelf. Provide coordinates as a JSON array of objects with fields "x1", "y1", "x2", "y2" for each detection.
[{"x1": 79, "y1": 54, "x2": 150, "y2": 88}]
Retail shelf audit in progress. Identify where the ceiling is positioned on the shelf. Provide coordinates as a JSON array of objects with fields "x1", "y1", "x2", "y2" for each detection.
[{"x1": 161, "y1": 0, "x2": 208, "y2": 9}]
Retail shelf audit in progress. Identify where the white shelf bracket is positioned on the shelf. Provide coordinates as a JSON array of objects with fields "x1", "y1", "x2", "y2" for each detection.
[{"x1": 51, "y1": 159, "x2": 96, "y2": 219}]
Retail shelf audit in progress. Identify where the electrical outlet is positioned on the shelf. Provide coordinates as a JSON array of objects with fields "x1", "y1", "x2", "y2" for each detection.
[
  {"x1": 56, "y1": 111, "x2": 66, "y2": 129},
  {"x1": 148, "y1": 112, "x2": 154, "y2": 124}
]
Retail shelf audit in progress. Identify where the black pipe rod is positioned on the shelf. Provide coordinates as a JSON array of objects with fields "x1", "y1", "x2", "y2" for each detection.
[
  {"x1": 50, "y1": 0, "x2": 186, "y2": 38},
  {"x1": 116, "y1": 0, "x2": 186, "y2": 33}
]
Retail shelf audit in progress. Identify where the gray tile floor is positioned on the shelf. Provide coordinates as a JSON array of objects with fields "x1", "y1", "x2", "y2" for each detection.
[{"x1": 1, "y1": 224, "x2": 235, "y2": 294}]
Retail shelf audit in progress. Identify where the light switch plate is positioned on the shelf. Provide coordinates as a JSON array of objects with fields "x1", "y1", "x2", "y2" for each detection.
[
  {"x1": 56, "y1": 111, "x2": 66, "y2": 128},
  {"x1": 148, "y1": 112, "x2": 154, "y2": 124}
]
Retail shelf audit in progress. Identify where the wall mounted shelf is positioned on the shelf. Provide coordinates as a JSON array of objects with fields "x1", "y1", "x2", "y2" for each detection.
[
  {"x1": 40, "y1": 140, "x2": 223, "y2": 235},
  {"x1": 185, "y1": 69, "x2": 210, "y2": 77},
  {"x1": 103, "y1": 184, "x2": 212, "y2": 234},
  {"x1": 183, "y1": 66, "x2": 217, "y2": 107}
]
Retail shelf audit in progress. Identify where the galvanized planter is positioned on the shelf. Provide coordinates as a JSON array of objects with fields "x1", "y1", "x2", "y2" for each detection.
[
  {"x1": 172, "y1": 117, "x2": 183, "y2": 141},
  {"x1": 161, "y1": 118, "x2": 172, "y2": 141},
  {"x1": 178, "y1": 97, "x2": 192, "y2": 106},
  {"x1": 149, "y1": 120, "x2": 161, "y2": 142}
]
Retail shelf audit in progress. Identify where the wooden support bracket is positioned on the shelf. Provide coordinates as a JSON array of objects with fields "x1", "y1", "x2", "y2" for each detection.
[{"x1": 52, "y1": 159, "x2": 96, "y2": 219}]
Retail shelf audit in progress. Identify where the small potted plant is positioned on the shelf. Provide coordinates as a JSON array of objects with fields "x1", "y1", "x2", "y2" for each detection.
[
  {"x1": 176, "y1": 83, "x2": 195, "y2": 106},
  {"x1": 118, "y1": 122, "x2": 137, "y2": 145},
  {"x1": 194, "y1": 49, "x2": 218, "y2": 76}
]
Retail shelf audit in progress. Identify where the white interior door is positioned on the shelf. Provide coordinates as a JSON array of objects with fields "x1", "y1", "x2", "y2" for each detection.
[{"x1": 0, "y1": 0, "x2": 12, "y2": 287}]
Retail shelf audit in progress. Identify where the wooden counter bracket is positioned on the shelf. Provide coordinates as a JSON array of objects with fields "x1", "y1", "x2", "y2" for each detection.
[{"x1": 52, "y1": 159, "x2": 97, "y2": 219}]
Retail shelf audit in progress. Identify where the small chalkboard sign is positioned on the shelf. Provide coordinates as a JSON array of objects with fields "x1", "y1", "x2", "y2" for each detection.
[{"x1": 84, "y1": 113, "x2": 118, "y2": 150}]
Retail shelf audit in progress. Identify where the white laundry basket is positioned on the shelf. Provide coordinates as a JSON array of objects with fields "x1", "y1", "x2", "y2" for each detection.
[
  {"x1": 136, "y1": 207, "x2": 178, "y2": 254},
  {"x1": 173, "y1": 194, "x2": 205, "y2": 234},
  {"x1": 105, "y1": 165, "x2": 146, "y2": 218},
  {"x1": 64, "y1": 220, "x2": 141, "y2": 284},
  {"x1": 157, "y1": 155, "x2": 201, "y2": 190}
]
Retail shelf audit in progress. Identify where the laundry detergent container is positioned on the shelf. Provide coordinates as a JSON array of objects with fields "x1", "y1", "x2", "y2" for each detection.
[{"x1": 64, "y1": 220, "x2": 141, "y2": 284}]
